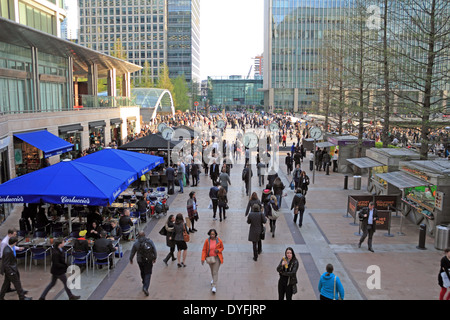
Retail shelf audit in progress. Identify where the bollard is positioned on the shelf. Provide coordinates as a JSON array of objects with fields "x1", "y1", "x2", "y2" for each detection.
[
  {"x1": 344, "y1": 175, "x2": 348, "y2": 189},
  {"x1": 417, "y1": 224, "x2": 427, "y2": 250},
  {"x1": 326, "y1": 163, "x2": 330, "y2": 175}
]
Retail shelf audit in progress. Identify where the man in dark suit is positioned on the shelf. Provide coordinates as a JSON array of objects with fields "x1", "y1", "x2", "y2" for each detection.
[
  {"x1": 0, "y1": 237, "x2": 31, "y2": 300},
  {"x1": 210, "y1": 160, "x2": 220, "y2": 184},
  {"x1": 165, "y1": 165, "x2": 175, "y2": 194},
  {"x1": 358, "y1": 202, "x2": 379, "y2": 252},
  {"x1": 93, "y1": 231, "x2": 117, "y2": 268}
]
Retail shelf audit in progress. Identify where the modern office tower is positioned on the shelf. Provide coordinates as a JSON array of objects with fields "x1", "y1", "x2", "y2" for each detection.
[
  {"x1": 167, "y1": 0, "x2": 200, "y2": 85},
  {"x1": 262, "y1": 0, "x2": 346, "y2": 113},
  {"x1": 78, "y1": 0, "x2": 167, "y2": 84},
  {"x1": 78, "y1": 0, "x2": 200, "y2": 87},
  {"x1": 253, "y1": 55, "x2": 263, "y2": 80},
  {"x1": 0, "y1": 0, "x2": 67, "y2": 37},
  {"x1": 61, "y1": 0, "x2": 80, "y2": 41}
]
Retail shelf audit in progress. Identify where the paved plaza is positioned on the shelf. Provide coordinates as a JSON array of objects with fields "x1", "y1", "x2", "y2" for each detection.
[{"x1": 0, "y1": 128, "x2": 445, "y2": 302}]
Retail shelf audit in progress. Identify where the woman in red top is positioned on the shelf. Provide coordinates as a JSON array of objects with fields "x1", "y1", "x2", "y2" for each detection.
[{"x1": 201, "y1": 229, "x2": 224, "y2": 294}]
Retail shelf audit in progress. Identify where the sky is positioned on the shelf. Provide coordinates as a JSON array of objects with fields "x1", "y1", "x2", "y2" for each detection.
[{"x1": 200, "y1": 0, "x2": 264, "y2": 81}]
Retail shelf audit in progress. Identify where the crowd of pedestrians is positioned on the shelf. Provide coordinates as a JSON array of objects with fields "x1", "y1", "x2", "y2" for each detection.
[{"x1": 2, "y1": 108, "x2": 450, "y2": 301}]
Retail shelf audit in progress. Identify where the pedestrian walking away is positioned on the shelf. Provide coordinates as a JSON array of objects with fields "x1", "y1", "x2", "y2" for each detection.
[
  {"x1": 129, "y1": 231, "x2": 157, "y2": 296},
  {"x1": 209, "y1": 182, "x2": 219, "y2": 220},
  {"x1": 247, "y1": 203, "x2": 267, "y2": 261},
  {"x1": 438, "y1": 247, "x2": 450, "y2": 300},
  {"x1": 186, "y1": 191, "x2": 198, "y2": 232},
  {"x1": 291, "y1": 188, "x2": 306, "y2": 227},
  {"x1": 0, "y1": 237, "x2": 32, "y2": 300},
  {"x1": 217, "y1": 186, "x2": 228, "y2": 222},
  {"x1": 358, "y1": 202, "x2": 378, "y2": 252},
  {"x1": 201, "y1": 229, "x2": 224, "y2": 294},
  {"x1": 318, "y1": 264, "x2": 344, "y2": 300},
  {"x1": 39, "y1": 239, "x2": 80, "y2": 300},
  {"x1": 173, "y1": 213, "x2": 189, "y2": 268},
  {"x1": 276, "y1": 247, "x2": 299, "y2": 300}
]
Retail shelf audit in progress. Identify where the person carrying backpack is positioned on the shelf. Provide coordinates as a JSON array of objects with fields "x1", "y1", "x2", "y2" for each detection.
[{"x1": 130, "y1": 231, "x2": 157, "y2": 296}]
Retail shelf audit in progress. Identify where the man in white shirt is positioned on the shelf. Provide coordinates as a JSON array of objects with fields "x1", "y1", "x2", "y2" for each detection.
[{"x1": 358, "y1": 202, "x2": 379, "y2": 252}]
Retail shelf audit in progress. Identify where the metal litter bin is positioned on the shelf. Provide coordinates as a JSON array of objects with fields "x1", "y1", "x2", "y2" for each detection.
[
  {"x1": 435, "y1": 224, "x2": 450, "y2": 250},
  {"x1": 353, "y1": 176, "x2": 361, "y2": 190}
]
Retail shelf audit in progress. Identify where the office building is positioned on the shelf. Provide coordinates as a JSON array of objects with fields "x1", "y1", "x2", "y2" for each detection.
[
  {"x1": 262, "y1": 0, "x2": 345, "y2": 113},
  {"x1": 167, "y1": 0, "x2": 200, "y2": 85},
  {"x1": 78, "y1": 0, "x2": 200, "y2": 88},
  {"x1": 0, "y1": 0, "x2": 142, "y2": 187}
]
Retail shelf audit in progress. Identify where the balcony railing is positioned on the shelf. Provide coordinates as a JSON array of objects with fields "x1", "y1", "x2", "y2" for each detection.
[{"x1": 77, "y1": 95, "x2": 136, "y2": 109}]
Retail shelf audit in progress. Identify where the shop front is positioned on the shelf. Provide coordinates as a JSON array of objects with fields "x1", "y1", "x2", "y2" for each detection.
[
  {"x1": 0, "y1": 136, "x2": 11, "y2": 223},
  {"x1": 376, "y1": 159, "x2": 450, "y2": 236},
  {"x1": 13, "y1": 130, "x2": 73, "y2": 176},
  {"x1": 89, "y1": 120, "x2": 106, "y2": 148},
  {"x1": 110, "y1": 118, "x2": 123, "y2": 147},
  {"x1": 59, "y1": 124, "x2": 83, "y2": 159}
]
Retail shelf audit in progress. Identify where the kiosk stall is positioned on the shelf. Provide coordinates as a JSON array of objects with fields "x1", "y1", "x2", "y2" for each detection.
[
  {"x1": 348, "y1": 148, "x2": 425, "y2": 195},
  {"x1": 326, "y1": 135, "x2": 375, "y2": 173},
  {"x1": 376, "y1": 159, "x2": 450, "y2": 236}
]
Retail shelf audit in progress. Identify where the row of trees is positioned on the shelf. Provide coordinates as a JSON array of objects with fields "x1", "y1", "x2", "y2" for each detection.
[
  {"x1": 100, "y1": 38, "x2": 194, "y2": 112},
  {"x1": 317, "y1": 0, "x2": 450, "y2": 159}
]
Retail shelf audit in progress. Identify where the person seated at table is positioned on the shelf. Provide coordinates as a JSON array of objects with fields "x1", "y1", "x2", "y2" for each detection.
[
  {"x1": 119, "y1": 209, "x2": 134, "y2": 240},
  {"x1": 35, "y1": 205, "x2": 50, "y2": 235},
  {"x1": 87, "y1": 207, "x2": 103, "y2": 228},
  {"x1": 108, "y1": 220, "x2": 122, "y2": 240},
  {"x1": 73, "y1": 230, "x2": 89, "y2": 253},
  {"x1": 86, "y1": 221, "x2": 103, "y2": 240},
  {"x1": 135, "y1": 196, "x2": 148, "y2": 222},
  {"x1": 93, "y1": 231, "x2": 116, "y2": 269}
]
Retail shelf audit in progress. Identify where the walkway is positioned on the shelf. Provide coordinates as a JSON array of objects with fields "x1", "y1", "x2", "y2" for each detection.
[{"x1": 0, "y1": 127, "x2": 443, "y2": 301}]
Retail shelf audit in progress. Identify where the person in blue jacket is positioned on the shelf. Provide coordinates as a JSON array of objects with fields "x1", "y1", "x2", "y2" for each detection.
[{"x1": 318, "y1": 264, "x2": 344, "y2": 300}]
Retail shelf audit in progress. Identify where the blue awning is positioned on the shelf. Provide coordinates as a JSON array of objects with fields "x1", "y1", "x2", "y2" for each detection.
[{"x1": 14, "y1": 130, "x2": 73, "y2": 158}]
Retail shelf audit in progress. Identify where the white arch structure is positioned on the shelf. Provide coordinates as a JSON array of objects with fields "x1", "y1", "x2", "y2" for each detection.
[{"x1": 131, "y1": 88, "x2": 176, "y2": 120}]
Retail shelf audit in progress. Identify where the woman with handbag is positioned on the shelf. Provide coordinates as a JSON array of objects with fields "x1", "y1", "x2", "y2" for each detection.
[
  {"x1": 161, "y1": 215, "x2": 176, "y2": 266},
  {"x1": 318, "y1": 264, "x2": 344, "y2": 300},
  {"x1": 438, "y1": 247, "x2": 450, "y2": 300},
  {"x1": 265, "y1": 195, "x2": 279, "y2": 237},
  {"x1": 186, "y1": 191, "x2": 198, "y2": 233},
  {"x1": 173, "y1": 213, "x2": 189, "y2": 268},
  {"x1": 201, "y1": 229, "x2": 224, "y2": 294},
  {"x1": 217, "y1": 186, "x2": 228, "y2": 222},
  {"x1": 276, "y1": 247, "x2": 299, "y2": 300}
]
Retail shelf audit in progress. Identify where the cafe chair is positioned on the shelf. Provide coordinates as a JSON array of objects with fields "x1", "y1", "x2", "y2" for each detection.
[
  {"x1": 121, "y1": 225, "x2": 132, "y2": 241},
  {"x1": 92, "y1": 252, "x2": 115, "y2": 276},
  {"x1": 33, "y1": 230, "x2": 46, "y2": 238},
  {"x1": 69, "y1": 231, "x2": 79, "y2": 238},
  {"x1": 16, "y1": 247, "x2": 30, "y2": 271},
  {"x1": 71, "y1": 250, "x2": 91, "y2": 273},
  {"x1": 160, "y1": 175, "x2": 168, "y2": 186},
  {"x1": 29, "y1": 247, "x2": 51, "y2": 272},
  {"x1": 150, "y1": 175, "x2": 160, "y2": 187},
  {"x1": 52, "y1": 231, "x2": 64, "y2": 238}
]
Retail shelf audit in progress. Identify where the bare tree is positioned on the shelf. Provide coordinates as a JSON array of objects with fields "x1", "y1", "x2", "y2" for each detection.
[{"x1": 389, "y1": 0, "x2": 450, "y2": 159}]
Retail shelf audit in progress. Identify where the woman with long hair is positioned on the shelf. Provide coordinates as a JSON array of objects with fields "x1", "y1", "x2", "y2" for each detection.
[
  {"x1": 276, "y1": 247, "x2": 299, "y2": 300},
  {"x1": 162, "y1": 214, "x2": 176, "y2": 265},
  {"x1": 217, "y1": 187, "x2": 228, "y2": 222},
  {"x1": 173, "y1": 213, "x2": 189, "y2": 268}
]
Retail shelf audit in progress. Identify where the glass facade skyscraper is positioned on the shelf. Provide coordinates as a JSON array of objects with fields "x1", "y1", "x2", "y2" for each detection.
[
  {"x1": 78, "y1": 0, "x2": 200, "y2": 86},
  {"x1": 78, "y1": 0, "x2": 167, "y2": 84},
  {"x1": 263, "y1": 0, "x2": 345, "y2": 112},
  {"x1": 167, "y1": 0, "x2": 200, "y2": 85}
]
